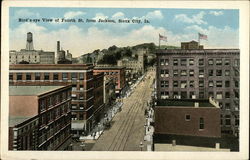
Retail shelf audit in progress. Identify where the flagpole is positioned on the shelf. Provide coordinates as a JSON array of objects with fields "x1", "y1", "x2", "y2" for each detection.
[
  {"x1": 159, "y1": 38, "x2": 161, "y2": 49},
  {"x1": 198, "y1": 33, "x2": 200, "y2": 46}
]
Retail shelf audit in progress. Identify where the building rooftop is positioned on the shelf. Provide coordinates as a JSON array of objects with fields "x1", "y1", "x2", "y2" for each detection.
[
  {"x1": 156, "y1": 49, "x2": 240, "y2": 55},
  {"x1": 9, "y1": 86, "x2": 65, "y2": 96},
  {"x1": 9, "y1": 64, "x2": 93, "y2": 70},
  {"x1": 94, "y1": 66, "x2": 126, "y2": 70},
  {"x1": 156, "y1": 99, "x2": 217, "y2": 108},
  {"x1": 9, "y1": 116, "x2": 34, "y2": 127}
]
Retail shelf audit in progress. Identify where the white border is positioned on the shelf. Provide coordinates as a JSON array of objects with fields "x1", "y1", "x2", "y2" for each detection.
[{"x1": 1, "y1": 1, "x2": 249, "y2": 160}]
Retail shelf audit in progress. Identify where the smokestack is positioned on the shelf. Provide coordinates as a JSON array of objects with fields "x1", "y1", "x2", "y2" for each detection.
[
  {"x1": 26, "y1": 32, "x2": 34, "y2": 50},
  {"x1": 57, "y1": 41, "x2": 60, "y2": 53}
]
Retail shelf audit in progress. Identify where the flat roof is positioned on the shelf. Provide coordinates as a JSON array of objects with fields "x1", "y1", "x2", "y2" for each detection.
[
  {"x1": 9, "y1": 64, "x2": 93, "y2": 70},
  {"x1": 156, "y1": 49, "x2": 240, "y2": 55},
  {"x1": 9, "y1": 86, "x2": 65, "y2": 96},
  {"x1": 157, "y1": 99, "x2": 215, "y2": 108},
  {"x1": 94, "y1": 66, "x2": 125, "y2": 70},
  {"x1": 9, "y1": 116, "x2": 33, "y2": 127}
]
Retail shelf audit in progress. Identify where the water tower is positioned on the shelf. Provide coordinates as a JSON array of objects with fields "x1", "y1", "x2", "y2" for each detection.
[{"x1": 26, "y1": 32, "x2": 34, "y2": 50}]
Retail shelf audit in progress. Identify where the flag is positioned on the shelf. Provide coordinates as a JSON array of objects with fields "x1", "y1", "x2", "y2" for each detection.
[
  {"x1": 159, "y1": 34, "x2": 167, "y2": 42},
  {"x1": 198, "y1": 33, "x2": 208, "y2": 40}
]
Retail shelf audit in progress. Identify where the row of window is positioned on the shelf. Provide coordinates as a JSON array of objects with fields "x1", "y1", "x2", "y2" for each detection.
[
  {"x1": 160, "y1": 69, "x2": 239, "y2": 77},
  {"x1": 160, "y1": 80, "x2": 239, "y2": 88},
  {"x1": 39, "y1": 91, "x2": 71, "y2": 112},
  {"x1": 221, "y1": 115, "x2": 239, "y2": 126},
  {"x1": 9, "y1": 72, "x2": 85, "y2": 81},
  {"x1": 160, "y1": 91, "x2": 239, "y2": 99},
  {"x1": 184, "y1": 115, "x2": 204, "y2": 130},
  {"x1": 40, "y1": 102, "x2": 71, "y2": 125},
  {"x1": 160, "y1": 58, "x2": 240, "y2": 66}
]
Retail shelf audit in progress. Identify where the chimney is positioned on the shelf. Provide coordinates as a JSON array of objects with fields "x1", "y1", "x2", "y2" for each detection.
[
  {"x1": 26, "y1": 32, "x2": 34, "y2": 50},
  {"x1": 57, "y1": 41, "x2": 60, "y2": 53}
]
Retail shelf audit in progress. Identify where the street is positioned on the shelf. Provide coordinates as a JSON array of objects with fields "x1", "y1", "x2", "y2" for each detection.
[{"x1": 91, "y1": 70, "x2": 155, "y2": 151}]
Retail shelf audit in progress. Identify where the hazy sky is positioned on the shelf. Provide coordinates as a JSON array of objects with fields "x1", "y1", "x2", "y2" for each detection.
[{"x1": 9, "y1": 7, "x2": 239, "y2": 57}]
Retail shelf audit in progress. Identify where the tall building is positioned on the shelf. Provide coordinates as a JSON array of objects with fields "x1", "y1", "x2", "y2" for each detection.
[
  {"x1": 93, "y1": 66, "x2": 126, "y2": 94},
  {"x1": 156, "y1": 42, "x2": 240, "y2": 136},
  {"x1": 9, "y1": 32, "x2": 55, "y2": 64},
  {"x1": 9, "y1": 85, "x2": 72, "y2": 150},
  {"x1": 9, "y1": 64, "x2": 104, "y2": 137}
]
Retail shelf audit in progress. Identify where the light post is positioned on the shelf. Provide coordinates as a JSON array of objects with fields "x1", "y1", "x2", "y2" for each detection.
[{"x1": 139, "y1": 141, "x2": 144, "y2": 151}]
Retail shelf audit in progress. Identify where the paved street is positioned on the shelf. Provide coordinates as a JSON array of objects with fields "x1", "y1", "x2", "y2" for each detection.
[{"x1": 91, "y1": 70, "x2": 155, "y2": 151}]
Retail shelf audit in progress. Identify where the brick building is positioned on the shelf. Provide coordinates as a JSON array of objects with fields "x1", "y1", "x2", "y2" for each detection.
[
  {"x1": 93, "y1": 66, "x2": 126, "y2": 94},
  {"x1": 154, "y1": 98, "x2": 221, "y2": 137},
  {"x1": 9, "y1": 85, "x2": 72, "y2": 150},
  {"x1": 9, "y1": 64, "x2": 104, "y2": 137},
  {"x1": 156, "y1": 45, "x2": 240, "y2": 136}
]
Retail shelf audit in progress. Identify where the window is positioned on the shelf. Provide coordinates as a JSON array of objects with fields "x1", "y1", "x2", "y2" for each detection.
[
  {"x1": 208, "y1": 70, "x2": 213, "y2": 76},
  {"x1": 224, "y1": 59, "x2": 230, "y2": 65},
  {"x1": 225, "y1": 92, "x2": 230, "y2": 98},
  {"x1": 160, "y1": 59, "x2": 169, "y2": 66},
  {"x1": 216, "y1": 70, "x2": 222, "y2": 76},
  {"x1": 180, "y1": 81, "x2": 187, "y2": 88},
  {"x1": 235, "y1": 81, "x2": 239, "y2": 88},
  {"x1": 72, "y1": 104, "x2": 77, "y2": 109},
  {"x1": 80, "y1": 85, "x2": 84, "y2": 91},
  {"x1": 62, "y1": 73, "x2": 68, "y2": 80},
  {"x1": 17, "y1": 73, "x2": 23, "y2": 81},
  {"x1": 189, "y1": 70, "x2": 194, "y2": 76},
  {"x1": 160, "y1": 81, "x2": 169, "y2": 88},
  {"x1": 189, "y1": 59, "x2": 194, "y2": 65},
  {"x1": 189, "y1": 92, "x2": 196, "y2": 99},
  {"x1": 199, "y1": 92, "x2": 204, "y2": 99},
  {"x1": 71, "y1": 73, "x2": 77, "y2": 80},
  {"x1": 208, "y1": 92, "x2": 214, "y2": 98},
  {"x1": 79, "y1": 94, "x2": 84, "y2": 100},
  {"x1": 208, "y1": 59, "x2": 214, "y2": 65},
  {"x1": 160, "y1": 59, "x2": 164, "y2": 66},
  {"x1": 216, "y1": 81, "x2": 222, "y2": 87},
  {"x1": 72, "y1": 84, "x2": 77, "y2": 91},
  {"x1": 199, "y1": 118, "x2": 204, "y2": 129},
  {"x1": 160, "y1": 70, "x2": 169, "y2": 77},
  {"x1": 208, "y1": 81, "x2": 214, "y2": 87},
  {"x1": 225, "y1": 103, "x2": 230, "y2": 110},
  {"x1": 26, "y1": 73, "x2": 31, "y2": 80},
  {"x1": 185, "y1": 115, "x2": 191, "y2": 121},
  {"x1": 234, "y1": 59, "x2": 239, "y2": 66},
  {"x1": 160, "y1": 91, "x2": 169, "y2": 99},
  {"x1": 199, "y1": 59, "x2": 204, "y2": 66},
  {"x1": 225, "y1": 70, "x2": 230, "y2": 76},
  {"x1": 216, "y1": 59, "x2": 222, "y2": 65},
  {"x1": 181, "y1": 92, "x2": 187, "y2": 98},
  {"x1": 199, "y1": 81, "x2": 204, "y2": 88},
  {"x1": 173, "y1": 92, "x2": 180, "y2": 99},
  {"x1": 173, "y1": 81, "x2": 178, "y2": 87},
  {"x1": 79, "y1": 104, "x2": 84, "y2": 110},
  {"x1": 225, "y1": 115, "x2": 231, "y2": 126},
  {"x1": 199, "y1": 70, "x2": 204, "y2": 78},
  {"x1": 44, "y1": 73, "x2": 50, "y2": 80},
  {"x1": 189, "y1": 81, "x2": 194, "y2": 88},
  {"x1": 173, "y1": 70, "x2": 178, "y2": 77},
  {"x1": 235, "y1": 117, "x2": 239, "y2": 126},
  {"x1": 225, "y1": 81, "x2": 230, "y2": 87},
  {"x1": 216, "y1": 92, "x2": 223, "y2": 99},
  {"x1": 79, "y1": 113, "x2": 84, "y2": 120},
  {"x1": 53, "y1": 73, "x2": 59, "y2": 80},
  {"x1": 35, "y1": 73, "x2": 40, "y2": 80},
  {"x1": 181, "y1": 59, "x2": 187, "y2": 66},
  {"x1": 173, "y1": 59, "x2": 178, "y2": 66},
  {"x1": 79, "y1": 73, "x2": 84, "y2": 80},
  {"x1": 180, "y1": 70, "x2": 187, "y2": 76},
  {"x1": 235, "y1": 70, "x2": 239, "y2": 76},
  {"x1": 9, "y1": 74, "x2": 13, "y2": 81},
  {"x1": 234, "y1": 91, "x2": 239, "y2": 99}
]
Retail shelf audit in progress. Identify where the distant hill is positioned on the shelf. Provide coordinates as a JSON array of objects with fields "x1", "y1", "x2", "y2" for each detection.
[{"x1": 79, "y1": 43, "x2": 179, "y2": 65}]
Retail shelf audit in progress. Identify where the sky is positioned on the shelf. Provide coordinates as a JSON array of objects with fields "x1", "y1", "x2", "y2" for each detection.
[{"x1": 9, "y1": 7, "x2": 239, "y2": 57}]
